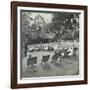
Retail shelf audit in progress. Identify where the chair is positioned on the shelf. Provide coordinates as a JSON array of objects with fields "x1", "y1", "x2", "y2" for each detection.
[
  {"x1": 27, "y1": 56, "x2": 37, "y2": 66},
  {"x1": 41, "y1": 55, "x2": 50, "y2": 64},
  {"x1": 27, "y1": 56, "x2": 38, "y2": 72}
]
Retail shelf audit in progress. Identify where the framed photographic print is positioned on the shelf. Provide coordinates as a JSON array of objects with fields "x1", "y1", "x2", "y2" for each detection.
[{"x1": 11, "y1": 1, "x2": 88, "y2": 89}]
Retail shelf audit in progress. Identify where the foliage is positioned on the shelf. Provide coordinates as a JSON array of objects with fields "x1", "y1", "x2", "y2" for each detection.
[
  {"x1": 21, "y1": 11, "x2": 80, "y2": 44},
  {"x1": 51, "y1": 12, "x2": 80, "y2": 42}
]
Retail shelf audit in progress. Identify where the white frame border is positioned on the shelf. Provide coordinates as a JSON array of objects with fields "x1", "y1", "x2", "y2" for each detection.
[{"x1": 17, "y1": 6, "x2": 84, "y2": 84}]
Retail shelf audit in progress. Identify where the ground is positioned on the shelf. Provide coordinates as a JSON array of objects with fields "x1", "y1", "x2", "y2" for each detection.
[{"x1": 21, "y1": 43, "x2": 79, "y2": 78}]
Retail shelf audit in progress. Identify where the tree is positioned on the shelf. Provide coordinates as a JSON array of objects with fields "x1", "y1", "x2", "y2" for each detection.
[
  {"x1": 51, "y1": 12, "x2": 80, "y2": 43},
  {"x1": 32, "y1": 15, "x2": 47, "y2": 39},
  {"x1": 21, "y1": 12, "x2": 33, "y2": 46}
]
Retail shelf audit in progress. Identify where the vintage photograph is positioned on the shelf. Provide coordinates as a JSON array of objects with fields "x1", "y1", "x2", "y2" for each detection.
[
  {"x1": 20, "y1": 10, "x2": 80, "y2": 78},
  {"x1": 11, "y1": 2, "x2": 87, "y2": 88}
]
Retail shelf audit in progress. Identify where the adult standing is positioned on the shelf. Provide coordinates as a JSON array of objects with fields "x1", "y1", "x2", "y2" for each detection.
[{"x1": 24, "y1": 40, "x2": 28, "y2": 56}]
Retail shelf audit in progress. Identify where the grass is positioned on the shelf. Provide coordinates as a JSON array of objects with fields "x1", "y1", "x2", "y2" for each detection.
[{"x1": 21, "y1": 49, "x2": 79, "y2": 78}]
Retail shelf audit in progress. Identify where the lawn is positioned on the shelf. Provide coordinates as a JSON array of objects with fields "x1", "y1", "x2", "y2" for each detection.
[{"x1": 21, "y1": 46, "x2": 79, "y2": 78}]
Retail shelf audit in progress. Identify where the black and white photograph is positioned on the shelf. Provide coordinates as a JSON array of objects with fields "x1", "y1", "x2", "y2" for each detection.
[
  {"x1": 20, "y1": 9, "x2": 80, "y2": 78},
  {"x1": 11, "y1": 1, "x2": 87, "y2": 88}
]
